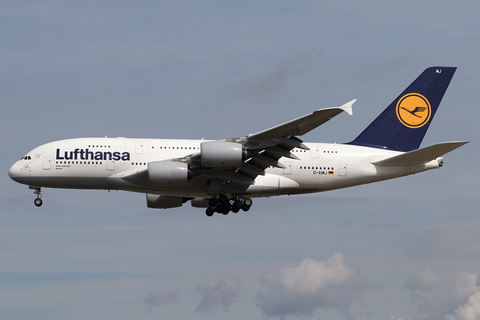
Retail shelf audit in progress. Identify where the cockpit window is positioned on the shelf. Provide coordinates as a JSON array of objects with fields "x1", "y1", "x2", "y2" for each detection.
[{"x1": 21, "y1": 156, "x2": 32, "y2": 160}]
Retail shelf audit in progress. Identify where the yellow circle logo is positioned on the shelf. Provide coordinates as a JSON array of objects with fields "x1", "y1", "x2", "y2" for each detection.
[{"x1": 396, "y1": 93, "x2": 431, "y2": 128}]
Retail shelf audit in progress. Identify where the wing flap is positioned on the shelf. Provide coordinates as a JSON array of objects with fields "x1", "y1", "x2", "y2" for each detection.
[
  {"x1": 250, "y1": 154, "x2": 286, "y2": 169},
  {"x1": 263, "y1": 146, "x2": 299, "y2": 160},
  {"x1": 372, "y1": 141, "x2": 469, "y2": 167},
  {"x1": 238, "y1": 163, "x2": 266, "y2": 176}
]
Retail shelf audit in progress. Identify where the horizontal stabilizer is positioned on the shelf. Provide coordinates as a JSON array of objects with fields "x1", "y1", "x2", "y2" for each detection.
[{"x1": 372, "y1": 141, "x2": 468, "y2": 167}]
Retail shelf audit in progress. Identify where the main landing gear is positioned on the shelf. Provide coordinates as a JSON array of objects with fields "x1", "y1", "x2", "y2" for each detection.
[
  {"x1": 205, "y1": 196, "x2": 252, "y2": 217},
  {"x1": 33, "y1": 187, "x2": 43, "y2": 207}
]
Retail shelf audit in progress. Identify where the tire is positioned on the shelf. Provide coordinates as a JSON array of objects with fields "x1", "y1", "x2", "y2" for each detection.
[
  {"x1": 206, "y1": 207, "x2": 214, "y2": 217},
  {"x1": 233, "y1": 199, "x2": 242, "y2": 208},
  {"x1": 244, "y1": 198, "x2": 253, "y2": 206},
  {"x1": 34, "y1": 198, "x2": 43, "y2": 207},
  {"x1": 208, "y1": 197, "x2": 218, "y2": 207},
  {"x1": 219, "y1": 194, "x2": 229, "y2": 204},
  {"x1": 221, "y1": 206, "x2": 230, "y2": 215},
  {"x1": 215, "y1": 204, "x2": 225, "y2": 214}
]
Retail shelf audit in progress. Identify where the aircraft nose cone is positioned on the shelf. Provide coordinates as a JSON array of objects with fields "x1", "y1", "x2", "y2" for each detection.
[{"x1": 8, "y1": 161, "x2": 22, "y2": 182}]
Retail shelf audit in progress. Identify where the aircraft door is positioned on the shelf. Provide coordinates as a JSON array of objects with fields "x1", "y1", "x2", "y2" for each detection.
[
  {"x1": 43, "y1": 157, "x2": 51, "y2": 170},
  {"x1": 311, "y1": 146, "x2": 319, "y2": 158},
  {"x1": 106, "y1": 161, "x2": 115, "y2": 171},
  {"x1": 135, "y1": 141, "x2": 143, "y2": 154},
  {"x1": 283, "y1": 161, "x2": 291, "y2": 175},
  {"x1": 338, "y1": 163, "x2": 347, "y2": 177}
]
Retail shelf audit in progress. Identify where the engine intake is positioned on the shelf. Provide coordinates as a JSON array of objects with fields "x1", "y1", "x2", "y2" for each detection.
[{"x1": 201, "y1": 140, "x2": 243, "y2": 167}]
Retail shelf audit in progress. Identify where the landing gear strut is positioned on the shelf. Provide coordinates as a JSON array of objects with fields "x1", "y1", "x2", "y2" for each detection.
[
  {"x1": 204, "y1": 195, "x2": 252, "y2": 216},
  {"x1": 33, "y1": 187, "x2": 43, "y2": 207}
]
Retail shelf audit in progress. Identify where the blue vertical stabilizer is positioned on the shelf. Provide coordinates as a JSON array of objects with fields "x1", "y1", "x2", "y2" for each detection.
[{"x1": 349, "y1": 67, "x2": 456, "y2": 151}]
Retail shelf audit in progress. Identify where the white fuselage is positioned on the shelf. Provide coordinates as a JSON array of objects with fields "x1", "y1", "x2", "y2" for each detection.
[{"x1": 8, "y1": 137, "x2": 441, "y2": 199}]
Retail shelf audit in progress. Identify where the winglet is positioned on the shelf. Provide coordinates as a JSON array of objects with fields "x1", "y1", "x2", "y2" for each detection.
[{"x1": 339, "y1": 99, "x2": 355, "y2": 116}]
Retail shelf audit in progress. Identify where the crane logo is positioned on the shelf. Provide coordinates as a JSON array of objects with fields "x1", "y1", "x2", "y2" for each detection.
[{"x1": 396, "y1": 93, "x2": 431, "y2": 128}]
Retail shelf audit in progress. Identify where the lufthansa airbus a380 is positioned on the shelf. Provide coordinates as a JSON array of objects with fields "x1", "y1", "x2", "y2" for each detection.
[{"x1": 9, "y1": 67, "x2": 468, "y2": 216}]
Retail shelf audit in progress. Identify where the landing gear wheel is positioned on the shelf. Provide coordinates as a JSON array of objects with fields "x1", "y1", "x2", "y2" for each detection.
[
  {"x1": 231, "y1": 200, "x2": 242, "y2": 213},
  {"x1": 215, "y1": 204, "x2": 226, "y2": 214},
  {"x1": 205, "y1": 207, "x2": 214, "y2": 217},
  {"x1": 32, "y1": 187, "x2": 43, "y2": 207},
  {"x1": 241, "y1": 198, "x2": 252, "y2": 212},
  {"x1": 34, "y1": 198, "x2": 43, "y2": 207},
  {"x1": 219, "y1": 194, "x2": 229, "y2": 204},
  {"x1": 233, "y1": 199, "x2": 242, "y2": 208},
  {"x1": 221, "y1": 206, "x2": 230, "y2": 215},
  {"x1": 208, "y1": 197, "x2": 218, "y2": 207}
]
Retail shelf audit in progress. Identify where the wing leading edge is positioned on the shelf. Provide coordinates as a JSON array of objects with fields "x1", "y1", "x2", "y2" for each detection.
[{"x1": 247, "y1": 99, "x2": 355, "y2": 139}]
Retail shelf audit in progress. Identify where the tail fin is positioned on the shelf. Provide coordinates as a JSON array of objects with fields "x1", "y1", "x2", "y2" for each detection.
[{"x1": 349, "y1": 67, "x2": 456, "y2": 151}]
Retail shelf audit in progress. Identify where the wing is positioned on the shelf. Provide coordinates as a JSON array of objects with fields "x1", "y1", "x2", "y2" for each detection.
[
  {"x1": 186, "y1": 100, "x2": 356, "y2": 194},
  {"x1": 247, "y1": 99, "x2": 355, "y2": 139}
]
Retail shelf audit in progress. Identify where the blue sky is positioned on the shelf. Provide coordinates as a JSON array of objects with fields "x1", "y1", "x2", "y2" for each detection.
[{"x1": 1, "y1": 1, "x2": 479, "y2": 319}]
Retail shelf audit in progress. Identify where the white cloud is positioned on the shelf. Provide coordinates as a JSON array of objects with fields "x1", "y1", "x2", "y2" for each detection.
[
  {"x1": 256, "y1": 253, "x2": 365, "y2": 318},
  {"x1": 406, "y1": 267, "x2": 480, "y2": 320},
  {"x1": 446, "y1": 292, "x2": 480, "y2": 320},
  {"x1": 194, "y1": 278, "x2": 241, "y2": 313},
  {"x1": 144, "y1": 290, "x2": 180, "y2": 310}
]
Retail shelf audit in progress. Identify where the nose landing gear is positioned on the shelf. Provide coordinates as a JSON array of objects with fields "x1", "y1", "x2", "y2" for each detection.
[{"x1": 32, "y1": 187, "x2": 43, "y2": 207}]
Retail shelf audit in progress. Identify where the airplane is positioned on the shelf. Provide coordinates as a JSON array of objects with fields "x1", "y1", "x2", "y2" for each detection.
[{"x1": 8, "y1": 66, "x2": 468, "y2": 216}]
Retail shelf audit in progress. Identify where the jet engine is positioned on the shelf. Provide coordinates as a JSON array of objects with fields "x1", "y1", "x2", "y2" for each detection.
[
  {"x1": 148, "y1": 160, "x2": 189, "y2": 186},
  {"x1": 200, "y1": 140, "x2": 244, "y2": 167},
  {"x1": 190, "y1": 197, "x2": 210, "y2": 208},
  {"x1": 146, "y1": 194, "x2": 186, "y2": 209}
]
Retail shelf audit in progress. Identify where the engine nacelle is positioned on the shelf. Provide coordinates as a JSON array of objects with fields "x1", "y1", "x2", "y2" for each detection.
[
  {"x1": 146, "y1": 194, "x2": 185, "y2": 209},
  {"x1": 201, "y1": 140, "x2": 243, "y2": 167},
  {"x1": 148, "y1": 160, "x2": 188, "y2": 186},
  {"x1": 191, "y1": 197, "x2": 210, "y2": 208}
]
